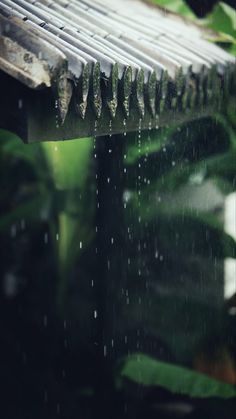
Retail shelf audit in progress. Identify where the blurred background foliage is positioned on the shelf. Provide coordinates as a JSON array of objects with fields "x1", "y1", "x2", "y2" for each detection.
[{"x1": 0, "y1": 1, "x2": 236, "y2": 418}]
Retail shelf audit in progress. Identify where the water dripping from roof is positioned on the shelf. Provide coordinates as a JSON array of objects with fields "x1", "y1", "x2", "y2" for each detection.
[
  {"x1": 44, "y1": 233, "x2": 48, "y2": 244},
  {"x1": 20, "y1": 219, "x2": 25, "y2": 230},
  {"x1": 94, "y1": 120, "x2": 98, "y2": 137},
  {"x1": 109, "y1": 119, "x2": 112, "y2": 138},
  {"x1": 123, "y1": 118, "x2": 127, "y2": 137}
]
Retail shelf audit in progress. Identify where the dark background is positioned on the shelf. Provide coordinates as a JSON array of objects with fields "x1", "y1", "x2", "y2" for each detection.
[{"x1": 186, "y1": 0, "x2": 235, "y2": 16}]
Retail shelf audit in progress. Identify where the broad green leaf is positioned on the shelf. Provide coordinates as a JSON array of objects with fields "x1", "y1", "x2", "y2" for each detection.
[
  {"x1": 0, "y1": 195, "x2": 46, "y2": 232},
  {"x1": 151, "y1": 0, "x2": 196, "y2": 19},
  {"x1": 125, "y1": 127, "x2": 173, "y2": 165},
  {"x1": 41, "y1": 137, "x2": 93, "y2": 190},
  {"x1": 127, "y1": 197, "x2": 236, "y2": 259},
  {"x1": 229, "y1": 43, "x2": 236, "y2": 56},
  {"x1": 0, "y1": 129, "x2": 42, "y2": 166},
  {"x1": 120, "y1": 353, "x2": 236, "y2": 398},
  {"x1": 205, "y1": 2, "x2": 236, "y2": 38}
]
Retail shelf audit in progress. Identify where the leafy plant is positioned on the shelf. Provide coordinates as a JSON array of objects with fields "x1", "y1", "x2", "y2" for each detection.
[
  {"x1": 119, "y1": 353, "x2": 236, "y2": 398},
  {"x1": 151, "y1": 0, "x2": 196, "y2": 19},
  {"x1": 0, "y1": 130, "x2": 94, "y2": 305}
]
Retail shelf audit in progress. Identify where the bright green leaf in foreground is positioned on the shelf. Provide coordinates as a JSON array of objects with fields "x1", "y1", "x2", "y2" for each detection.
[
  {"x1": 120, "y1": 353, "x2": 236, "y2": 398},
  {"x1": 205, "y1": 2, "x2": 236, "y2": 39},
  {"x1": 151, "y1": 0, "x2": 196, "y2": 19}
]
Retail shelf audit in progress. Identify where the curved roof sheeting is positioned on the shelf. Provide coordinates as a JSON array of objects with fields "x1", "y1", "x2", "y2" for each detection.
[{"x1": 0, "y1": 0, "x2": 235, "y2": 142}]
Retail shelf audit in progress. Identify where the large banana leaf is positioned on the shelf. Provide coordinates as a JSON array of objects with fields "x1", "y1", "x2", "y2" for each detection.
[{"x1": 120, "y1": 353, "x2": 236, "y2": 398}]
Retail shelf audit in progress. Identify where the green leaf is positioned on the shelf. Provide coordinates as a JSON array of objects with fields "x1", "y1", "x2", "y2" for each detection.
[
  {"x1": 0, "y1": 129, "x2": 42, "y2": 166},
  {"x1": 151, "y1": 0, "x2": 196, "y2": 19},
  {"x1": 120, "y1": 353, "x2": 236, "y2": 398},
  {"x1": 0, "y1": 195, "x2": 46, "y2": 232},
  {"x1": 206, "y1": 2, "x2": 236, "y2": 38},
  {"x1": 41, "y1": 137, "x2": 93, "y2": 190},
  {"x1": 125, "y1": 127, "x2": 173, "y2": 165}
]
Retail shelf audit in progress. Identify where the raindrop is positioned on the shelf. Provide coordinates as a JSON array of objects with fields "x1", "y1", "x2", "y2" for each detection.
[
  {"x1": 18, "y1": 99, "x2": 23, "y2": 109},
  {"x1": 138, "y1": 118, "x2": 142, "y2": 138},
  {"x1": 94, "y1": 120, "x2": 98, "y2": 136},
  {"x1": 54, "y1": 146, "x2": 58, "y2": 152},
  {"x1": 155, "y1": 114, "x2": 159, "y2": 130},
  {"x1": 56, "y1": 233, "x2": 59, "y2": 241},
  {"x1": 44, "y1": 233, "x2": 48, "y2": 244},
  {"x1": 79, "y1": 241, "x2": 83, "y2": 249},
  {"x1": 55, "y1": 100, "x2": 59, "y2": 128},
  {"x1": 123, "y1": 118, "x2": 127, "y2": 136},
  {"x1": 43, "y1": 315, "x2": 48, "y2": 327},
  {"x1": 172, "y1": 161, "x2": 176, "y2": 167},
  {"x1": 11, "y1": 224, "x2": 16, "y2": 238},
  {"x1": 94, "y1": 310, "x2": 98, "y2": 319},
  {"x1": 103, "y1": 345, "x2": 107, "y2": 357},
  {"x1": 109, "y1": 119, "x2": 112, "y2": 138},
  {"x1": 111, "y1": 237, "x2": 114, "y2": 245}
]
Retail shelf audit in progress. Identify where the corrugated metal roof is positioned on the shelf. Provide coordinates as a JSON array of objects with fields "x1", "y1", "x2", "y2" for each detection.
[{"x1": 0, "y1": 0, "x2": 235, "y2": 142}]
